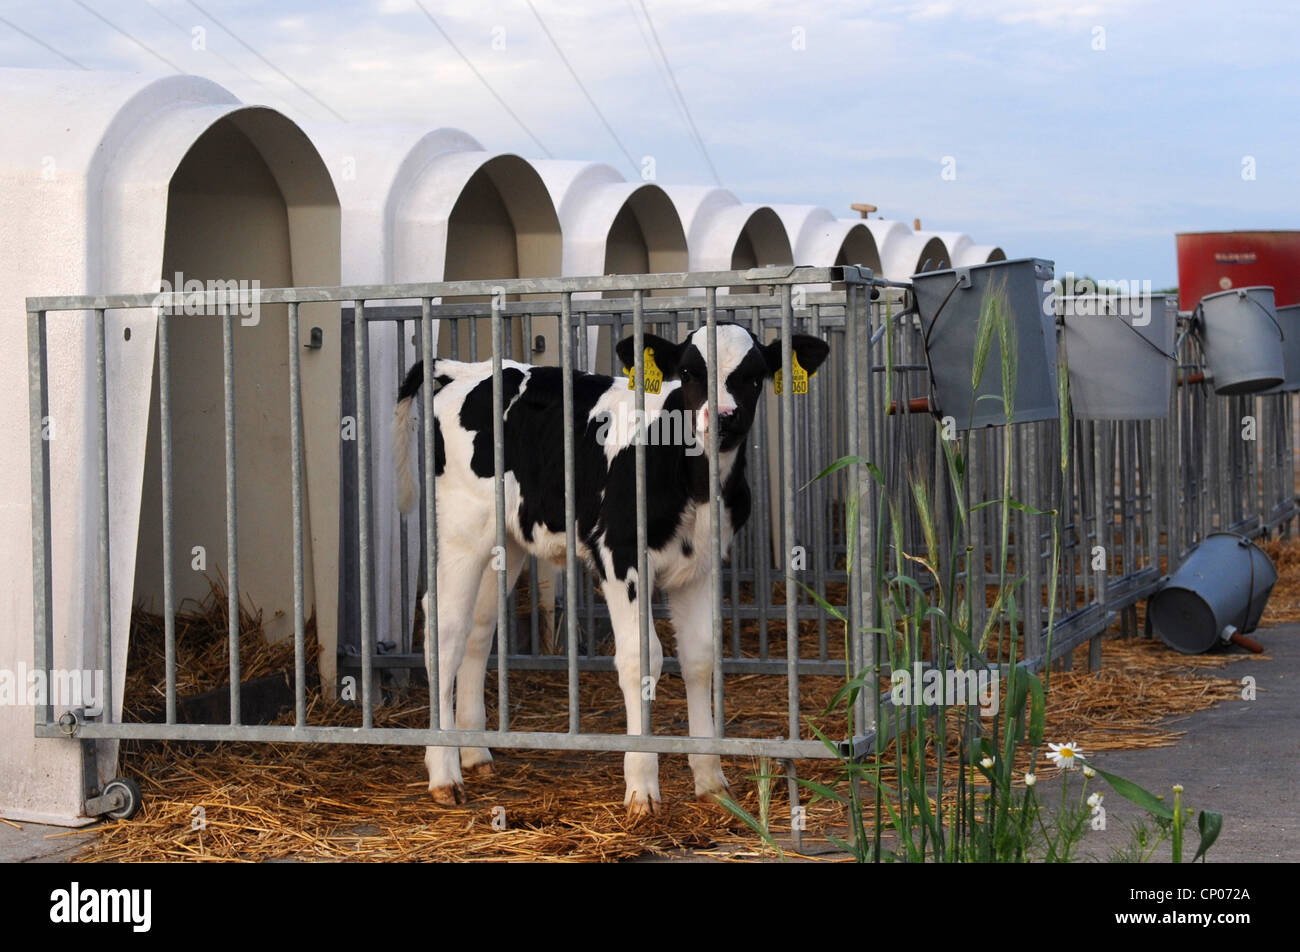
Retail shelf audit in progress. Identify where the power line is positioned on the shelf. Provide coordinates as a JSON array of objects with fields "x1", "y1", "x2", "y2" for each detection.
[
  {"x1": 636, "y1": 0, "x2": 722, "y2": 186},
  {"x1": 0, "y1": 14, "x2": 88, "y2": 69},
  {"x1": 184, "y1": 0, "x2": 347, "y2": 121},
  {"x1": 524, "y1": 0, "x2": 637, "y2": 175},
  {"x1": 412, "y1": 0, "x2": 552, "y2": 158},
  {"x1": 70, "y1": 0, "x2": 183, "y2": 71},
  {"x1": 142, "y1": 0, "x2": 304, "y2": 115},
  {"x1": 624, "y1": 0, "x2": 692, "y2": 141}
]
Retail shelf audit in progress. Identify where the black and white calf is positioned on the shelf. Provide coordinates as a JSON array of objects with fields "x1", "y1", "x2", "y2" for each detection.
[{"x1": 393, "y1": 322, "x2": 830, "y2": 816}]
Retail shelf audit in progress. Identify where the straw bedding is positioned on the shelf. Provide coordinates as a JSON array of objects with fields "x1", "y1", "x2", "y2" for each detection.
[
  {"x1": 65, "y1": 538, "x2": 1283, "y2": 861},
  {"x1": 1260, "y1": 536, "x2": 1300, "y2": 623}
]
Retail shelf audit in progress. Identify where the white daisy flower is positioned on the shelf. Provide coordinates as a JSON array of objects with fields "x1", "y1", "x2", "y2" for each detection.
[
  {"x1": 1046, "y1": 741, "x2": 1084, "y2": 770},
  {"x1": 980, "y1": 756, "x2": 995, "y2": 770},
  {"x1": 1087, "y1": 793, "x2": 1103, "y2": 809},
  {"x1": 1082, "y1": 764, "x2": 1096, "y2": 779},
  {"x1": 1024, "y1": 772, "x2": 1037, "y2": 787}
]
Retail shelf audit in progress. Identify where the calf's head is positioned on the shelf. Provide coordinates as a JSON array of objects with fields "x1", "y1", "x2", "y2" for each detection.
[{"x1": 616, "y1": 323, "x2": 830, "y2": 452}]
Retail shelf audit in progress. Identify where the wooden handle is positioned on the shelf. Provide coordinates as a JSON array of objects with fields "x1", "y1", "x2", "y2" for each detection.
[
  {"x1": 1229, "y1": 631, "x2": 1265, "y2": 653},
  {"x1": 887, "y1": 397, "x2": 933, "y2": 415}
]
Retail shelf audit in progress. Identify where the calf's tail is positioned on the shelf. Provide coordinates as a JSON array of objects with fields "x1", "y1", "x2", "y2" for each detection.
[{"x1": 394, "y1": 360, "x2": 426, "y2": 513}]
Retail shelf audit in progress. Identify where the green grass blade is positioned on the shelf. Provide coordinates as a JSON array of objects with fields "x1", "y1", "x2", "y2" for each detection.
[{"x1": 1193, "y1": 811, "x2": 1223, "y2": 863}]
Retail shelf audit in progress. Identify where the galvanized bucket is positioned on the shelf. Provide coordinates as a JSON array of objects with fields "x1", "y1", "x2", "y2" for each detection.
[
  {"x1": 1197, "y1": 286, "x2": 1286, "y2": 395},
  {"x1": 1057, "y1": 293, "x2": 1176, "y2": 419},
  {"x1": 1148, "y1": 533, "x2": 1276, "y2": 654},
  {"x1": 912, "y1": 257, "x2": 1058, "y2": 429},
  {"x1": 1262, "y1": 302, "x2": 1300, "y2": 394}
]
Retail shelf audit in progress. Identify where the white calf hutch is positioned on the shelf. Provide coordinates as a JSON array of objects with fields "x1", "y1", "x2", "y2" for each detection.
[
  {"x1": 9, "y1": 67, "x2": 1288, "y2": 851},
  {"x1": 0, "y1": 68, "x2": 341, "y2": 824}
]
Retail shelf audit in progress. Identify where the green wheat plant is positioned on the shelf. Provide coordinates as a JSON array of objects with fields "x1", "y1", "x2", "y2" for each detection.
[{"x1": 721, "y1": 280, "x2": 1223, "y2": 863}]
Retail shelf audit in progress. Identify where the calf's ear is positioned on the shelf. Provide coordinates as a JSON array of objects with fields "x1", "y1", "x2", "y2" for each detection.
[
  {"x1": 761, "y1": 334, "x2": 831, "y2": 377},
  {"x1": 616, "y1": 333, "x2": 684, "y2": 377}
]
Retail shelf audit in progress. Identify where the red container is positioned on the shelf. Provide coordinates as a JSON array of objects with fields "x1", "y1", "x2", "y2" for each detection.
[{"x1": 1177, "y1": 231, "x2": 1300, "y2": 308}]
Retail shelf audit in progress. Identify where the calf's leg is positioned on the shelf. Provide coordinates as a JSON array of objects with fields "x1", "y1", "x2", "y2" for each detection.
[
  {"x1": 456, "y1": 542, "x2": 525, "y2": 777},
  {"x1": 423, "y1": 548, "x2": 488, "y2": 805},
  {"x1": 668, "y1": 577, "x2": 730, "y2": 799},
  {"x1": 604, "y1": 567, "x2": 663, "y2": 817}
]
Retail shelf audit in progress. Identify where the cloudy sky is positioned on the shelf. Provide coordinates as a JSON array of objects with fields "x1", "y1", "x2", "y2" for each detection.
[{"x1": 2, "y1": 0, "x2": 1297, "y2": 285}]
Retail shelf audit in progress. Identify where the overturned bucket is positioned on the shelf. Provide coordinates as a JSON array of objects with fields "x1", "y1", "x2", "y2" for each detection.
[
  {"x1": 1058, "y1": 293, "x2": 1176, "y2": 419},
  {"x1": 911, "y1": 257, "x2": 1058, "y2": 429},
  {"x1": 1148, "y1": 533, "x2": 1276, "y2": 654},
  {"x1": 1197, "y1": 286, "x2": 1286, "y2": 395}
]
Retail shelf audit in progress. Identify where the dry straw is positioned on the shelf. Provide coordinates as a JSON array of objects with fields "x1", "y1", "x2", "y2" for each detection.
[{"x1": 72, "y1": 551, "x2": 1272, "y2": 862}]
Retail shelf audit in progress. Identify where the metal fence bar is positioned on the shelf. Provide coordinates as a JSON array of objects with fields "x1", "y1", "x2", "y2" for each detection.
[
  {"x1": 415, "y1": 321, "x2": 427, "y2": 659},
  {"x1": 94, "y1": 308, "x2": 113, "y2": 724},
  {"x1": 780, "y1": 286, "x2": 800, "y2": 742},
  {"x1": 396, "y1": 318, "x2": 410, "y2": 659},
  {"x1": 159, "y1": 308, "x2": 177, "y2": 725},
  {"x1": 844, "y1": 288, "x2": 864, "y2": 725},
  {"x1": 354, "y1": 300, "x2": 374, "y2": 727},
  {"x1": 849, "y1": 282, "x2": 874, "y2": 736},
  {"x1": 288, "y1": 303, "x2": 307, "y2": 726},
  {"x1": 1123, "y1": 422, "x2": 1137, "y2": 582},
  {"x1": 41, "y1": 719, "x2": 836, "y2": 757},
  {"x1": 420, "y1": 298, "x2": 441, "y2": 729},
  {"x1": 491, "y1": 297, "x2": 509, "y2": 731},
  {"x1": 705, "y1": 287, "x2": 725, "y2": 738},
  {"x1": 863, "y1": 283, "x2": 881, "y2": 736},
  {"x1": 1145, "y1": 418, "x2": 1159, "y2": 575},
  {"x1": 1022, "y1": 424, "x2": 1044, "y2": 658},
  {"x1": 560, "y1": 292, "x2": 580, "y2": 733},
  {"x1": 221, "y1": 303, "x2": 240, "y2": 726},
  {"x1": 29, "y1": 266, "x2": 867, "y2": 313},
  {"x1": 1092, "y1": 421, "x2": 1109, "y2": 639},
  {"x1": 528, "y1": 558, "x2": 540, "y2": 656},
  {"x1": 808, "y1": 304, "x2": 829, "y2": 661},
  {"x1": 633, "y1": 289, "x2": 652, "y2": 736},
  {"x1": 750, "y1": 305, "x2": 772, "y2": 659},
  {"x1": 27, "y1": 309, "x2": 53, "y2": 728}
]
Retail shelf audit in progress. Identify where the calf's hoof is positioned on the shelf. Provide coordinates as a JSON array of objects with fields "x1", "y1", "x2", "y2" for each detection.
[
  {"x1": 625, "y1": 792, "x2": 661, "y2": 820},
  {"x1": 696, "y1": 782, "x2": 732, "y2": 803},
  {"x1": 465, "y1": 761, "x2": 495, "y2": 780},
  {"x1": 429, "y1": 782, "x2": 466, "y2": 806}
]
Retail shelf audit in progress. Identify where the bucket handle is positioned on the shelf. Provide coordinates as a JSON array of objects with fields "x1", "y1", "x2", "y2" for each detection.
[
  {"x1": 1235, "y1": 535, "x2": 1261, "y2": 636},
  {"x1": 1240, "y1": 290, "x2": 1286, "y2": 342},
  {"x1": 1189, "y1": 300, "x2": 1207, "y2": 351},
  {"x1": 1200, "y1": 292, "x2": 1285, "y2": 343},
  {"x1": 1112, "y1": 309, "x2": 1177, "y2": 361},
  {"x1": 918, "y1": 273, "x2": 968, "y2": 419},
  {"x1": 1060, "y1": 296, "x2": 1176, "y2": 361},
  {"x1": 920, "y1": 271, "x2": 968, "y2": 350}
]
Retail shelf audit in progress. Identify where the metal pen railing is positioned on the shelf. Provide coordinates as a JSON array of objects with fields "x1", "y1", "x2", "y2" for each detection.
[
  {"x1": 26, "y1": 267, "x2": 1296, "y2": 824},
  {"x1": 26, "y1": 267, "x2": 875, "y2": 786}
]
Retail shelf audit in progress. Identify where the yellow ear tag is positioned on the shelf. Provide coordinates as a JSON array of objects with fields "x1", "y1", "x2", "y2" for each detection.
[
  {"x1": 773, "y1": 351, "x2": 811, "y2": 395},
  {"x1": 624, "y1": 347, "x2": 663, "y2": 394}
]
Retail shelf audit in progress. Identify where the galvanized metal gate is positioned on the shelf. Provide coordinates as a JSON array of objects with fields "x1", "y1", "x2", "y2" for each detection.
[
  {"x1": 26, "y1": 265, "x2": 1297, "y2": 830},
  {"x1": 27, "y1": 268, "x2": 879, "y2": 829}
]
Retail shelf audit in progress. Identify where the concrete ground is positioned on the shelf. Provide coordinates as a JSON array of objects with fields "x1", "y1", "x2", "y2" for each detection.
[
  {"x1": 635, "y1": 624, "x2": 1300, "y2": 863},
  {"x1": 3, "y1": 624, "x2": 1296, "y2": 863},
  {"x1": 1061, "y1": 622, "x2": 1299, "y2": 863},
  {"x1": 0, "y1": 820, "x2": 91, "y2": 863}
]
